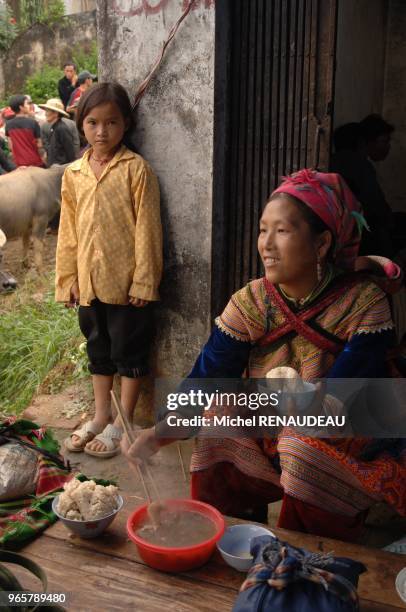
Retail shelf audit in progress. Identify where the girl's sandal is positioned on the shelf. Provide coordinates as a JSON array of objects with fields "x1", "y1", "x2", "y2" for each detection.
[
  {"x1": 84, "y1": 424, "x2": 123, "y2": 458},
  {"x1": 64, "y1": 421, "x2": 103, "y2": 453}
]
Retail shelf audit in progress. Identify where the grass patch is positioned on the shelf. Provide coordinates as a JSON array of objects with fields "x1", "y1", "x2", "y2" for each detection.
[{"x1": 0, "y1": 274, "x2": 87, "y2": 415}]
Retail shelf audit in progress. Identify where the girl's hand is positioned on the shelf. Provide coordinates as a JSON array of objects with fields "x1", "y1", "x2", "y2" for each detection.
[
  {"x1": 65, "y1": 280, "x2": 80, "y2": 308},
  {"x1": 129, "y1": 296, "x2": 149, "y2": 307}
]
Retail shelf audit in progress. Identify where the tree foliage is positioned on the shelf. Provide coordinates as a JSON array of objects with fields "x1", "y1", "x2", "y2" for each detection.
[
  {"x1": 0, "y1": 5, "x2": 18, "y2": 53},
  {"x1": 0, "y1": 1, "x2": 66, "y2": 54},
  {"x1": 71, "y1": 41, "x2": 98, "y2": 77},
  {"x1": 24, "y1": 64, "x2": 61, "y2": 103},
  {"x1": 20, "y1": 0, "x2": 65, "y2": 29}
]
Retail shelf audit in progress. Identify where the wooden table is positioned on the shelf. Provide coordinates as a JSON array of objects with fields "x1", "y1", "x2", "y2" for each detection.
[{"x1": 14, "y1": 495, "x2": 406, "y2": 611}]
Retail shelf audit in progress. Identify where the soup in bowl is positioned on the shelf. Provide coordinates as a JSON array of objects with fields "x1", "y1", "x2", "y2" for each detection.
[{"x1": 127, "y1": 499, "x2": 225, "y2": 572}]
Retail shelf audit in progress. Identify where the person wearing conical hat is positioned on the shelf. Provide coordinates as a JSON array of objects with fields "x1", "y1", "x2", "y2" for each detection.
[
  {"x1": 38, "y1": 98, "x2": 78, "y2": 167},
  {"x1": 39, "y1": 98, "x2": 79, "y2": 233}
]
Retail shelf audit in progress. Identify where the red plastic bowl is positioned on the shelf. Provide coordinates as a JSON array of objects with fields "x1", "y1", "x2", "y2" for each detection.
[{"x1": 127, "y1": 499, "x2": 225, "y2": 572}]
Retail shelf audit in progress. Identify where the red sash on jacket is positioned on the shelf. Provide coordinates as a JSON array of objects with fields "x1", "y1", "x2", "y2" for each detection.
[{"x1": 258, "y1": 274, "x2": 365, "y2": 355}]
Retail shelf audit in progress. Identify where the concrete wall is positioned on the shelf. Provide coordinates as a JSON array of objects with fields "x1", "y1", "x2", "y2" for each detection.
[
  {"x1": 334, "y1": 0, "x2": 387, "y2": 128},
  {"x1": 1, "y1": 11, "x2": 96, "y2": 97},
  {"x1": 97, "y1": 0, "x2": 215, "y2": 377},
  {"x1": 379, "y1": 0, "x2": 406, "y2": 212}
]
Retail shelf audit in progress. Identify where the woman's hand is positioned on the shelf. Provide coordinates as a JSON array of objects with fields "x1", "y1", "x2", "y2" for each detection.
[
  {"x1": 65, "y1": 280, "x2": 79, "y2": 308},
  {"x1": 128, "y1": 296, "x2": 149, "y2": 307},
  {"x1": 121, "y1": 427, "x2": 162, "y2": 465}
]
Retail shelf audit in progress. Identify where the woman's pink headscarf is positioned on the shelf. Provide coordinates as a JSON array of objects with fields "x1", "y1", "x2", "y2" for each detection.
[{"x1": 272, "y1": 169, "x2": 366, "y2": 270}]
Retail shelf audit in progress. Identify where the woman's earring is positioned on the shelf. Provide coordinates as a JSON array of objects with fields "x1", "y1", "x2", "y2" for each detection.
[{"x1": 317, "y1": 255, "x2": 322, "y2": 282}]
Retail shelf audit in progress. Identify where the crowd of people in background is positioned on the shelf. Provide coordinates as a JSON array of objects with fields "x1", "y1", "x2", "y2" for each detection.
[
  {"x1": 0, "y1": 61, "x2": 96, "y2": 174},
  {"x1": 0, "y1": 61, "x2": 97, "y2": 229}
]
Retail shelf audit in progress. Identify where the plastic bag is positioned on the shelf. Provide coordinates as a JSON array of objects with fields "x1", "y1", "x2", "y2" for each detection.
[{"x1": 0, "y1": 442, "x2": 39, "y2": 501}]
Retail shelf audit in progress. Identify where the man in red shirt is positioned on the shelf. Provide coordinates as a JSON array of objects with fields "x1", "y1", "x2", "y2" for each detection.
[{"x1": 5, "y1": 95, "x2": 45, "y2": 167}]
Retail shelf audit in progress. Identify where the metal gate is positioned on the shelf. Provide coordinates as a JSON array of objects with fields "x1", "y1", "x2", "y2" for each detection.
[{"x1": 212, "y1": 0, "x2": 338, "y2": 316}]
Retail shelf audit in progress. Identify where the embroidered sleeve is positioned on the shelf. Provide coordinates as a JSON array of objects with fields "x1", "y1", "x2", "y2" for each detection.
[
  {"x1": 341, "y1": 282, "x2": 394, "y2": 340},
  {"x1": 215, "y1": 280, "x2": 267, "y2": 342}
]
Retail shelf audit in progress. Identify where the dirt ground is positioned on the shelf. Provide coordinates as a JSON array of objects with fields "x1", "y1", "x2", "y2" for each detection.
[{"x1": 1, "y1": 232, "x2": 58, "y2": 284}]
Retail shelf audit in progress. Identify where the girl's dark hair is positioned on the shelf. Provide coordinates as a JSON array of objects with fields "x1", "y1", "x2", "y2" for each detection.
[
  {"x1": 268, "y1": 192, "x2": 335, "y2": 256},
  {"x1": 75, "y1": 82, "x2": 136, "y2": 151}
]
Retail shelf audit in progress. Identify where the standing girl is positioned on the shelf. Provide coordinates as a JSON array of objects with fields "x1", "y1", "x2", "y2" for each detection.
[{"x1": 56, "y1": 82, "x2": 162, "y2": 458}]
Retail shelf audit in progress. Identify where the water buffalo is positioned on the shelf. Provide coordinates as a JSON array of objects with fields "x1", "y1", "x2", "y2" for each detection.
[{"x1": 0, "y1": 165, "x2": 66, "y2": 272}]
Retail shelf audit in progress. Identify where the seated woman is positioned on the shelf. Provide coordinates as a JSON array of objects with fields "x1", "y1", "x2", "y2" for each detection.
[{"x1": 122, "y1": 170, "x2": 406, "y2": 542}]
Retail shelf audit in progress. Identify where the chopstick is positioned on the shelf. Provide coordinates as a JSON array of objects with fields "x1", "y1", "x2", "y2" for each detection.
[
  {"x1": 177, "y1": 442, "x2": 187, "y2": 481},
  {"x1": 144, "y1": 463, "x2": 161, "y2": 501},
  {"x1": 110, "y1": 389, "x2": 135, "y2": 443},
  {"x1": 110, "y1": 389, "x2": 152, "y2": 503}
]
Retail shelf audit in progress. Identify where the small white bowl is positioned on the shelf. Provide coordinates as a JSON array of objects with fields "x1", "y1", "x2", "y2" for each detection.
[
  {"x1": 395, "y1": 568, "x2": 406, "y2": 604},
  {"x1": 52, "y1": 494, "x2": 123, "y2": 539},
  {"x1": 217, "y1": 524, "x2": 274, "y2": 572}
]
